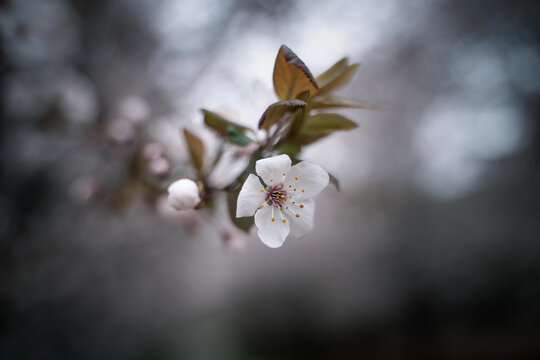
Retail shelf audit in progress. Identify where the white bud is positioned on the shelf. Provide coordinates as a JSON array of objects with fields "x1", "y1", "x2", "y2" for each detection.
[{"x1": 167, "y1": 179, "x2": 201, "y2": 211}]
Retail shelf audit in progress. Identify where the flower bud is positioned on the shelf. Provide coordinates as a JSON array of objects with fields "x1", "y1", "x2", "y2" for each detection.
[{"x1": 167, "y1": 178, "x2": 201, "y2": 211}]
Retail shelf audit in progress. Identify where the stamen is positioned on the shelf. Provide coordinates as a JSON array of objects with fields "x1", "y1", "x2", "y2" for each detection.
[
  {"x1": 260, "y1": 204, "x2": 264, "y2": 208},
  {"x1": 282, "y1": 173, "x2": 286, "y2": 176},
  {"x1": 270, "y1": 179, "x2": 273, "y2": 182},
  {"x1": 271, "y1": 217, "x2": 275, "y2": 222},
  {"x1": 289, "y1": 185, "x2": 292, "y2": 188},
  {"x1": 301, "y1": 189, "x2": 305, "y2": 193},
  {"x1": 260, "y1": 188, "x2": 264, "y2": 192},
  {"x1": 296, "y1": 214, "x2": 300, "y2": 217},
  {"x1": 293, "y1": 188, "x2": 296, "y2": 191},
  {"x1": 295, "y1": 176, "x2": 298, "y2": 180},
  {"x1": 292, "y1": 201, "x2": 296, "y2": 204},
  {"x1": 300, "y1": 204, "x2": 304, "y2": 208},
  {"x1": 282, "y1": 219, "x2": 286, "y2": 223}
]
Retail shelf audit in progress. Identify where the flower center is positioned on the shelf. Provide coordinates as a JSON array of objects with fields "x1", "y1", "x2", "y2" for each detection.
[{"x1": 265, "y1": 185, "x2": 287, "y2": 208}]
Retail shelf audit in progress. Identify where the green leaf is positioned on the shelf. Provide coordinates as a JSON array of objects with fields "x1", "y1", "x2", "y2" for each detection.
[
  {"x1": 302, "y1": 113, "x2": 358, "y2": 132},
  {"x1": 281, "y1": 132, "x2": 331, "y2": 146},
  {"x1": 273, "y1": 45, "x2": 318, "y2": 100},
  {"x1": 202, "y1": 109, "x2": 250, "y2": 137},
  {"x1": 227, "y1": 126, "x2": 254, "y2": 146},
  {"x1": 183, "y1": 128, "x2": 205, "y2": 175},
  {"x1": 311, "y1": 96, "x2": 378, "y2": 110},
  {"x1": 316, "y1": 57, "x2": 349, "y2": 89},
  {"x1": 258, "y1": 99, "x2": 306, "y2": 131},
  {"x1": 282, "y1": 113, "x2": 358, "y2": 147},
  {"x1": 317, "y1": 62, "x2": 360, "y2": 95},
  {"x1": 277, "y1": 142, "x2": 301, "y2": 157}
]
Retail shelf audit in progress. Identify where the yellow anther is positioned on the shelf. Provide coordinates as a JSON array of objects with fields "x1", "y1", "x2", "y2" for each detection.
[
  {"x1": 282, "y1": 219, "x2": 286, "y2": 223},
  {"x1": 293, "y1": 188, "x2": 296, "y2": 191},
  {"x1": 300, "y1": 204, "x2": 304, "y2": 208},
  {"x1": 301, "y1": 189, "x2": 305, "y2": 193},
  {"x1": 271, "y1": 217, "x2": 275, "y2": 222},
  {"x1": 260, "y1": 188, "x2": 264, "y2": 192},
  {"x1": 282, "y1": 173, "x2": 286, "y2": 176},
  {"x1": 286, "y1": 206, "x2": 289, "y2": 209},
  {"x1": 295, "y1": 176, "x2": 299, "y2": 180},
  {"x1": 289, "y1": 185, "x2": 292, "y2": 188},
  {"x1": 296, "y1": 214, "x2": 300, "y2": 218},
  {"x1": 292, "y1": 201, "x2": 296, "y2": 204},
  {"x1": 260, "y1": 204, "x2": 264, "y2": 208}
]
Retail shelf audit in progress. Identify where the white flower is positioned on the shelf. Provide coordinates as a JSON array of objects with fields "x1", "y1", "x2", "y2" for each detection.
[
  {"x1": 236, "y1": 154, "x2": 329, "y2": 248},
  {"x1": 167, "y1": 178, "x2": 201, "y2": 211}
]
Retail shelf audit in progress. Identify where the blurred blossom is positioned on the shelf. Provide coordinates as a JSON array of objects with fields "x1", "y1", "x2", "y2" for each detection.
[
  {"x1": 69, "y1": 176, "x2": 99, "y2": 203},
  {"x1": 148, "y1": 118, "x2": 187, "y2": 163},
  {"x1": 148, "y1": 156, "x2": 170, "y2": 177},
  {"x1": 231, "y1": 142, "x2": 259, "y2": 159},
  {"x1": 221, "y1": 227, "x2": 247, "y2": 253},
  {"x1": 107, "y1": 119, "x2": 136, "y2": 144},
  {"x1": 118, "y1": 96, "x2": 150, "y2": 124},
  {"x1": 207, "y1": 148, "x2": 250, "y2": 189},
  {"x1": 142, "y1": 142, "x2": 166, "y2": 160}
]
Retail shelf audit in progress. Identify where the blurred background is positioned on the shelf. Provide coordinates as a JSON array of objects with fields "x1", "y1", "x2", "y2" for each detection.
[{"x1": 1, "y1": 0, "x2": 540, "y2": 359}]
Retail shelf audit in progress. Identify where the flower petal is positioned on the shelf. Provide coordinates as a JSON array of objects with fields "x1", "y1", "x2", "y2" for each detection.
[
  {"x1": 236, "y1": 174, "x2": 265, "y2": 217},
  {"x1": 284, "y1": 199, "x2": 315, "y2": 238},
  {"x1": 255, "y1": 154, "x2": 291, "y2": 186},
  {"x1": 254, "y1": 205, "x2": 290, "y2": 248},
  {"x1": 284, "y1": 161, "x2": 329, "y2": 200}
]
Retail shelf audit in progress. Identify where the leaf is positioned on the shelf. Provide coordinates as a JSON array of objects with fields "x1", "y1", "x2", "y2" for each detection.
[
  {"x1": 183, "y1": 128, "x2": 205, "y2": 175},
  {"x1": 258, "y1": 99, "x2": 306, "y2": 130},
  {"x1": 282, "y1": 114, "x2": 358, "y2": 147},
  {"x1": 277, "y1": 142, "x2": 301, "y2": 157},
  {"x1": 282, "y1": 132, "x2": 331, "y2": 146},
  {"x1": 202, "y1": 109, "x2": 250, "y2": 137},
  {"x1": 302, "y1": 113, "x2": 358, "y2": 132},
  {"x1": 295, "y1": 90, "x2": 311, "y2": 102},
  {"x1": 311, "y1": 96, "x2": 378, "y2": 110},
  {"x1": 273, "y1": 45, "x2": 318, "y2": 100},
  {"x1": 316, "y1": 57, "x2": 349, "y2": 89},
  {"x1": 317, "y1": 62, "x2": 360, "y2": 95},
  {"x1": 227, "y1": 126, "x2": 253, "y2": 146}
]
